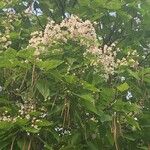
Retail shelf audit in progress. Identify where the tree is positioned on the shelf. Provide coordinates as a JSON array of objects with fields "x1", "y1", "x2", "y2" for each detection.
[{"x1": 0, "y1": 0, "x2": 150, "y2": 149}]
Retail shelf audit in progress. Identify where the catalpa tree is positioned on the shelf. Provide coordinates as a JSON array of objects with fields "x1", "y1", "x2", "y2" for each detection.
[{"x1": 0, "y1": 0, "x2": 150, "y2": 150}]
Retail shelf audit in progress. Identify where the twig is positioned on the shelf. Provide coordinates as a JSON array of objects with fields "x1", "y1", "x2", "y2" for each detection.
[
  {"x1": 19, "y1": 69, "x2": 28, "y2": 91},
  {"x1": 28, "y1": 138, "x2": 32, "y2": 150},
  {"x1": 51, "y1": 94, "x2": 58, "y2": 110},
  {"x1": 23, "y1": 139, "x2": 26, "y2": 150},
  {"x1": 34, "y1": 6, "x2": 45, "y2": 30},
  {"x1": 10, "y1": 137, "x2": 16, "y2": 150},
  {"x1": 113, "y1": 114, "x2": 119, "y2": 150},
  {"x1": 103, "y1": 88, "x2": 118, "y2": 111},
  {"x1": 31, "y1": 63, "x2": 36, "y2": 87}
]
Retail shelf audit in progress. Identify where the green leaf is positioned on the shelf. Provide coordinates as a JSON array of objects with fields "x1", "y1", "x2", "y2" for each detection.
[
  {"x1": 143, "y1": 77, "x2": 150, "y2": 83},
  {"x1": 87, "y1": 142, "x2": 98, "y2": 150},
  {"x1": 128, "y1": 69, "x2": 140, "y2": 80},
  {"x1": 73, "y1": 93, "x2": 98, "y2": 114},
  {"x1": 4, "y1": 48, "x2": 17, "y2": 58},
  {"x1": 0, "y1": 58, "x2": 19, "y2": 68},
  {"x1": 15, "y1": 118, "x2": 29, "y2": 127},
  {"x1": 0, "y1": 2, "x2": 6, "y2": 9},
  {"x1": 100, "y1": 113, "x2": 112, "y2": 122},
  {"x1": 37, "y1": 60, "x2": 63, "y2": 71},
  {"x1": 137, "y1": 146, "x2": 149, "y2": 150},
  {"x1": 81, "y1": 81, "x2": 100, "y2": 92},
  {"x1": 63, "y1": 74, "x2": 78, "y2": 84},
  {"x1": 113, "y1": 100, "x2": 141, "y2": 113},
  {"x1": 38, "y1": 137, "x2": 53, "y2": 150},
  {"x1": 17, "y1": 139, "x2": 30, "y2": 150},
  {"x1": 126, "y1": 116, "x2": 140, "y2": 130},
  {"x1": 123, "y1": 135, "x2": 135, "y2": 141},
  {"x1": 23, "y1": 127, "x2": 39, "y2": 133},
  {"x1": 36, "y1": 120, "x2": 52, "y2": 127},
  {"x1": 117, "y1": 82, "x2": 129, "y2": 92},
  {"x1": 10, "y1": 32, "x2": 20, "y2": 40},
  {"x1": 106, "y1": 129, "x2": 114, "y2": 146},
  {"x1": 36, "y1": 80, "x2": 50, "y2": 100},
  {"x1": 105, "y1": 0, "x2": 123, "y2": 10},
  {"x1": 67, "y1": 57, "x2": 76, "y2": 65},
  {"x1": 71, "y1": 133, "x2": 80, "y2": 145},
  {"x1": 76, "y1": 93, "x2": 95, "y2": 104},
  {"x1": 0, "y1": 121, "x2": 13, "y2": 130},
  {"x1": 0, "y1": 49, "x2": 19, "y2": 68},
  {"x1": 17, "y1": 48, "x2": 35, "y2": 60}
]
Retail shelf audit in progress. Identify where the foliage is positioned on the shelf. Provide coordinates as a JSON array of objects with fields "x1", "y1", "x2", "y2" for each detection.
[{"x1": 0, "y1": 0, "x2": 150, "y2": 150}]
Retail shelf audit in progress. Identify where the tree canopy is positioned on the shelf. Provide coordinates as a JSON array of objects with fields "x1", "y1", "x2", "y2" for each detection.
[{"x1": 0, "y1": 0, "x2": 150, "y2": 150}]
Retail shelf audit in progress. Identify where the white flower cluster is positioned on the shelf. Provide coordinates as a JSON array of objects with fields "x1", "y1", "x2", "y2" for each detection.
[
  {"x1": 0, "y1": 100, "x2": 48, "y2": 131},
  {"x1": 0, "y1": 110, "x2": 18, "y2": 122},
  {"x1": 43, "y1": 15, "x2": 96, "y2": 45},
  {"x1": 55, "y1": 126, "x2": 71, "y2": 136},
  {"x1": 88, "y1": 46, "x2": 139, "y2": 79},
  {"x1": 28, "y1": 31, "x2": 44, "y2": 55},
  {"x1": 28, "y1": 15, "x2": 97, "y2": 55},
  {"x1": 17, "y1": 100, "x2": 36, "y2": 118},
  {"x1": 126, "y1": 91, "x2": 133, "y2": 100},
  {"x1": 0, "y1": 12, "x2": 18, "y2": 49},
  {"x1": 28, "y1": 15, "x2": 139, "y2": 78},
  {"x1": 88, "y1": 44, "x2": 118, "y2": 77}
]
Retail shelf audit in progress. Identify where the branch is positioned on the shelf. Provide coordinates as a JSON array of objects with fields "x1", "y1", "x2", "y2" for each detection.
[
  {"x1": 35, "y1": 14, "x2": 45, "y2": 30},
  {"x1": 34, "y1": 7, "x2": 45, "y2": 30}
]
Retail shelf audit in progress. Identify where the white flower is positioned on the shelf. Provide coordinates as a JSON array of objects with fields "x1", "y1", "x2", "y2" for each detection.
[
  {"x1": 64, "y1": 12, "x2": 71, "y2": 18},
  {"x1": 121, "y1": 76, "x2": 125, "y2": 82},
  {"x1": 27, "y1": 132, "x2": 30, "y2": 136},
  {"x1": 126, "y1": 91, "x2": 133, "y2": 100},
  {"x1": 41, "y1": 113, "x2": 47, "y2": 118},
  {"x1": 134, "y1": 117, "x2": 138, "y2": 121},
  {"x1": 25, "y1": 114, "x2": 30, "y2": 120}
]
